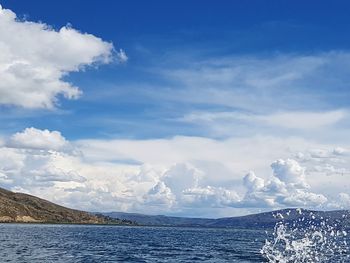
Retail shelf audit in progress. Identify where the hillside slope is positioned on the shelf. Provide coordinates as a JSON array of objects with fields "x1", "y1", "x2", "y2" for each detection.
[{"x1": 0, "y1": 187, "x2": 130, "y2": 224}]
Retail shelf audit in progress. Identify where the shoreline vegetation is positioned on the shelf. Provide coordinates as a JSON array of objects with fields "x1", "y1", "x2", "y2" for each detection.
[{"x1": 1, "y1": 187, "x2": 349, "y2": 229}]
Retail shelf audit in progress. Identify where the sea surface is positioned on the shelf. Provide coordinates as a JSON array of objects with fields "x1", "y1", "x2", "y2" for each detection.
[
  {"x1": 0, "y1": 223, "x2": 349, "y2": 262},
  {"x1": 0, "y1": 224, "x2": 266, "y2": 262}
]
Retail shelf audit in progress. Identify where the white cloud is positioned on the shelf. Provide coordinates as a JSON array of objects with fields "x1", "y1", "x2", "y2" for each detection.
[
  {"x1": 295, "y1": 147, "x2": 350, "y2": 177},
  {"x1": 0, "y1": 147, "x2": 25, "y2": 185},
  {"x1": 337, "y1": 193, "x2": 350, "y2": 208},
  {"x1": 239, "y1": 159, "x2": 327, "y2": 208},
  {"x1": 7, "y1": 127, "x2": 69, "y2": 151},
  {"x1": 181, "y1": 110, "x2": 346, "y2": 134},
  {"x1": 143, "y1": 181, "x2": 176, "y2": 208},
  {"x1": 149, "y1": 52, "x2": 350, "y2": 113},
  {"x1": 27, "y1": 152, "x2": 86, "y2": 183},
  {"x1": 260, "y1": 111, "x2": 346, "y2": 130},
  {"x1": 270, "y1": 159, "x2": 309, "y2": 189},
  {"x1": 326, "y1": 193, "x2": 350, "y2": 209},
  {"x1": 282, "y1": 191, "x2": 327, "y2": 207},
  {"x1": 183, "y1": 186, "x2": 241, "y2": 208},
  {"x1": 162, "y1": 163, "x2": 202, "y2": 195},
  {"x1": 243, "y1": 171, "x2": 265, "y2": 191},
  {"x1": 116, "y1": 49, "x2": 128, "y2": 63},
  {"x1": 75, "y1": 134, "x2": 350, "y2": 213},
  {"x1": 333, "y1": 147, "x2": 349, "y2": 156},
  {"x1": 171, "y1": 159, "x2": 327, "y2": 209},
  {"x1": 0, "y1": 5, "x2": 114, "y2": 108}
]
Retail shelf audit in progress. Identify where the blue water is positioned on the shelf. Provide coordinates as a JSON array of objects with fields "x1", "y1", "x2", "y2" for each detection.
[{"x1": 0, "y1": 224, "x2": 267, "y2": 262}]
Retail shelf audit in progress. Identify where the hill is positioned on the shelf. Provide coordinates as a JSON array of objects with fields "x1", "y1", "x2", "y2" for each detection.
[
  {"x1": 103, "y1": 208, "x2": 350, "y2": 229},
  {"x1": 0, "y1": 187, "x2": 133, "y2": 225}
]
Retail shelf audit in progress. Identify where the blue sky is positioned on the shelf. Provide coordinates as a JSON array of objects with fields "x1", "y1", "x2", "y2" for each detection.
[
  {"x1": 1, "y1": 1, "x2": 350, "y2": 217},
  {"x1": 2, "y1": 0, "x2": 350, "y2": 140}
]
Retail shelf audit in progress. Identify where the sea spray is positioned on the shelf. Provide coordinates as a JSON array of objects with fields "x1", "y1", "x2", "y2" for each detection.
[{"x1": 261, "y1": 209, "x2": 349, "y2": 262}]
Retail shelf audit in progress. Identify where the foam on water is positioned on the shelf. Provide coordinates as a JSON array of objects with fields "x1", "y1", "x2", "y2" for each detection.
[{"x1": 261, "y1": 209, "x2": 350, "y2": 262}]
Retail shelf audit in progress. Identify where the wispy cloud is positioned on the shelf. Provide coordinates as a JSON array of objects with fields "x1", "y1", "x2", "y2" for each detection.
[
  {"x1": 150, "y1": 52, "x2": 345, "y2": 112},
  {"x1": 180, "y1": 109, "x2": 347, "y2": 137},
  {"x1": 75, "y1": 50, "x2": 350, "y2": 140}
]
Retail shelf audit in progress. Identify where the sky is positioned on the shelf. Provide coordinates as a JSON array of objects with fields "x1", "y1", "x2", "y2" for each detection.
[{"x1": 0, "y1": 0, "x2": 350, "y2": 217}]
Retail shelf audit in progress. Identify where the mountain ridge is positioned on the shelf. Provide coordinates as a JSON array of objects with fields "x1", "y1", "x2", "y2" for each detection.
[{"x1": 102, "y1": 208, "x2": 350, "y2": 229}]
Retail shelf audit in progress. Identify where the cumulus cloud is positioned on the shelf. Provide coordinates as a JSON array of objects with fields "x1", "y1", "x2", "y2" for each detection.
[
  {"x1": 183, "y1": 186, "x2": 240, "y2": 208},
  {"x1": 7, "y1": 127, "x2": 69, "y2": 151},
  {"x1": 0, "y1": 128, "x2": 83, "y2": 188},
  {"x1": 0, "y1": 5, "x2": 114, "y2": 108},
  {"x1": 143, "y1": 181, "x2": 176, "y2": 208},
  {"x1": 243, "y1": 171, "x2": 265, "y2": 191},
  {"x1": 240, "y1": 159, "x2": 327, "y2": 208},
  {"x1": 162, "y1": 163, "x2": 203, "y2": 195},
  {"x1": 271, "y1": 159, "x2": 309, "y2": 189},
  {"x1": 151, "y1": 159, "x2": 328, "y2": 210},
  {"x1": 0, "y1": 148, "x2": 86, "y2": 188},
  {"x1": 27, "y1": 152, "x2": 86, "y2": 184}
]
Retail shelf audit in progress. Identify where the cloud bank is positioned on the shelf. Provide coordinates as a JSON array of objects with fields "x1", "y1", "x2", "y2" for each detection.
[{"x1": 0, "y1": 127, "x2": 348, "y2": 217}]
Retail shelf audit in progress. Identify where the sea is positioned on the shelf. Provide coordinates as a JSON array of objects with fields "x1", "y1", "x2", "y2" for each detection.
[{"x1": 0, "y1": 223, "x2": 349, "y2": 262}]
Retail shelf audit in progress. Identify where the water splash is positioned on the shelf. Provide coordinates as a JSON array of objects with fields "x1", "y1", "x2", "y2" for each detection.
[{"x1": 261, "y1": 209, "x2": 349, "y2": 262}]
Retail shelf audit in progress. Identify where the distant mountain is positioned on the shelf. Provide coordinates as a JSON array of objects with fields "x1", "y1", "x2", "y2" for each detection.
[
  {"x1": 102, "y1": 212, "x2": 214, "y2": 227},
  {"x1": 103, "y1": 208, "x2": 350, "y2": 229},
  {"x1": 207, "y1": 208, "x2": 350, "y2": 229},
  {"x1": 0, "y1": 187, "x2": 133, "y2": 225}
]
